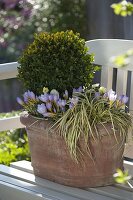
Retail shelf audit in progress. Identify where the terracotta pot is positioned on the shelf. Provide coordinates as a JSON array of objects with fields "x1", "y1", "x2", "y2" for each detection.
[{"x1": 20, "y1": 113, "x2": 125, "y2": 188}]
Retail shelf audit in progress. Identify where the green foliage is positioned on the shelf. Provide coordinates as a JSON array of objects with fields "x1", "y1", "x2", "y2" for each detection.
[
  {"x1": 56, "y1": 87, "x2": 132, "y2": 161},
  {"x1": 0, "y1": 0, "x2": 87, "y2": 63},
  {"x1": 18, "y1": 30, "x2": 98, "y2": 95},
  {"x1": 111, "y1": 49, "x2": 133, "y2": 67},
  {"x1": 0, "y1": 112, "x2": 30, "y2": 166},
  {"x1": 111, "y1": 0, "x2": 133, "y2": 17}
]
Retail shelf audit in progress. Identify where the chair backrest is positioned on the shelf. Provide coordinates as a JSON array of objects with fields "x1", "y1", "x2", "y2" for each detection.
[{"x1": 85, "y1": 39, "x2": 133, "y2": 112}]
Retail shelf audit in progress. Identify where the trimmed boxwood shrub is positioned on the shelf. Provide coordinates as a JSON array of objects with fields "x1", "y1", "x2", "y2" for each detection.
[{"x1": 18, "y1": 30, "x2": 99, "y2": 95}]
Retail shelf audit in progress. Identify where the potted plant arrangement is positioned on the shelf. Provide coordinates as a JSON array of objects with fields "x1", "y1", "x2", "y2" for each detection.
[{"x1": 17, "y1": 30, "x2": 132, "y2": 188}]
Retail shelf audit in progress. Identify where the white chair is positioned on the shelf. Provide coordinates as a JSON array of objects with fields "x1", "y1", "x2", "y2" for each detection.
[
  {"x1": 86, "y1": 39, "x2": 133, "y2": 112},
  {"x1": 86, "y1": 39, "x2": 133, "y2": 159}
]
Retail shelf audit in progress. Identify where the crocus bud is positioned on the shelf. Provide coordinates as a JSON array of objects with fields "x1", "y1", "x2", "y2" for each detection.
[
  {"x1": 43, "y1": 87, "x2": 49, "y2": 93},
  {"x1": 99, "y1": 87, "x2": 106, "y2": 94},
  {"x1": 17, "y1": 97, "x2": 24, "y2": 105},
  {"x1": 50, "y1": 89, "x2": 59, "y2": 97}
]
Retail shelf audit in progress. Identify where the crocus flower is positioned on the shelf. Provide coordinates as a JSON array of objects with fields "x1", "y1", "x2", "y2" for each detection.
[
  {"x1": 63, "y1": 90, "x2": 68, "y2": 99},
  {"x1": 61, "y1": 107, "x2": 65, "y2": 112},
  {"x1": 61, "y1": 100, "x2": 66, "y2": 107},
  {"x1": 118, "y1": 95, "x2": 129, "y2": 104},
  {"x1": 50, "y1": 89, "x2": 59, "y2": 98},
  {"x1": 73, "y1": 88, "x2": 77, "y2": 93},
  {"x1": 53, "y1": 108, "x2": 57, "y2": 113},
  {"x1": 103, "y1": 92, "x2": 108, "y2": 98},
  {"x1": 48, "y1": 94, "x2": 54, "y2": 101},
  {"x1": 23, "y1": 90, "x2": 35, "y2": 102},
  {"x1": 23, "y1": 91, "x2": 29, "y2": 102},
  {"x1": 39, "y1": 94, "x2": 49, "y2": 102},
  {"x1": 46, "y1": 102, "x2": 52, "y2": 111},
  {"x1": 57, "y1": 99, "x2": 62, "y2": 107},
  {"x1": 122, "y1": 95, "x2": 128, "y2": 104},
  {"x1": 43, "y1": 87, "x2": 49, "y2": 93},
  {"x1": 95, "y1": 92, "x2": 100, "y2": 98},
  {"x1": 53, "y1": 94, "x2": 59, "y2": 102},
  {"x1": 28, "y1": 91, "x2": 36, "y2": 100},
  {"x1": 70, "y1": 97, "x2": 79, "y2": 105},
  {"x1": 77, "y1": 86, "x2": 83, "y2": 93},
  {"x1": 108, "y1": 89, "x2": 117, "y2": 101},
  {"x1": 37, "y1": 104, "x2": 47, "y2": 115},
  {"x1": 73, "y1": 86, "x2": 83, "y2": 94},
  {"x1": 99, "y1": 87, "x2": 106, "y2": 94},
  {"x1": 69, "y1": 103, "x2": 74, "y2": 109},
  {"x1": 16, "y1": 97, "x2": 24, "y2": 105}
]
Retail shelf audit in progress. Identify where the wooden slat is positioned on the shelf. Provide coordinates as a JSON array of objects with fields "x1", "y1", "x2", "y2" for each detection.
[
  {"x1": 116, "y1": 69, "x2": 128, "y2": 96},
  {"x1": 0, "y1": 174, "x2": 82, "y2": 200},
  {"x1": 0, "y1": 62, "x2": 18, "y2": 80},
  {"x1": 0, "y1": 178, "x2": 45, "y2": 200},
  {"x1": 0, "y1": 116, "x2": 25, "y2": 131},
  {"x1": 100, "y1": 66, "x2": 108, "y2": 87},
  {"x1": 89, "y1": 186, "x2": 133, "y2": 200},
  {"x1": 11, "y1": 160, "x2": 33, "y2": 174}
]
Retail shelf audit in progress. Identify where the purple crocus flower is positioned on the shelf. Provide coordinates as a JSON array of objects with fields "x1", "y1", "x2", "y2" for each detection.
[
  {"x1": 108, "y1": 89, "x2": 117, "y2": 101},
  {"x1": 95, "y1": 92, "x2": 100, "y2": 98},
  {"x1": 77, "y1": 86, "x2": 83, "y2": 93},
  {"x1": 73, "y1": 88, "x2": 77, "y2": 93},
  {"x1": 73, "y1": 86, "x2": 83, "y2": 94},
  {"x1": 39, "y1": 94, "x2": 49, "y2": 103},
  {"x1": 37, "y1": 104, "x2": 47, "y2": 115},
  {"x1": 70, "y1": 97, "x2": 79, "y2": 105},
  {"x1": 23, "y1": 90, "x2": 35, "y2": 102},
  {"x1": 36, "y1": 96, "x2": 39, "y2": 101},
  {"x1": 48, "y1": 94, "x2": 54, "y2": 101},
  {"x1": 63, "y1": 90, "x2": 68, "y2": 99},
  {"x1": 53, "y1": 108, "x2": 57, "y2": 113},
  {"x1": 28, "y1": 91, "x2": 36, "y2": 100},
  {"x1": 103, "y1": 92, "x2": 108, "y2": 98},
  {"x1": 122, "y1": 96, "x2": 129, "y2": 104},
  {"x1": 53, "y1": 94, "x2": 59, "y2": 102},
  {"x1": 23, "y1": 91, "x2": 29, "y2": 102},
  {"x1": 57, "y1": 99, "x2": 66, "y2": 111},
  {"x1": 57, "y1": 99, "x2": 62, "y2": 107},
  {"x1": 61, "y1": 107, "x2": 65, "y2": 112},
  {"x1": 69, "y1": 103, "x2": 74, "y2": 109},
  {"x1": 16, "y1": 97, "x2": 24, "y2": 105},
  {"x1": 50, "y1": 89, "x2": 59, "y2": 97},
  {"x1": 118, "y1": 95, "x2": 129, "y2": 104},
  {"x1": 61, "y1": 100, "x2": 66, "y2": 107},
  {"x1": 46, "y1": 102, "x2": 52, "y2": 111}
]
